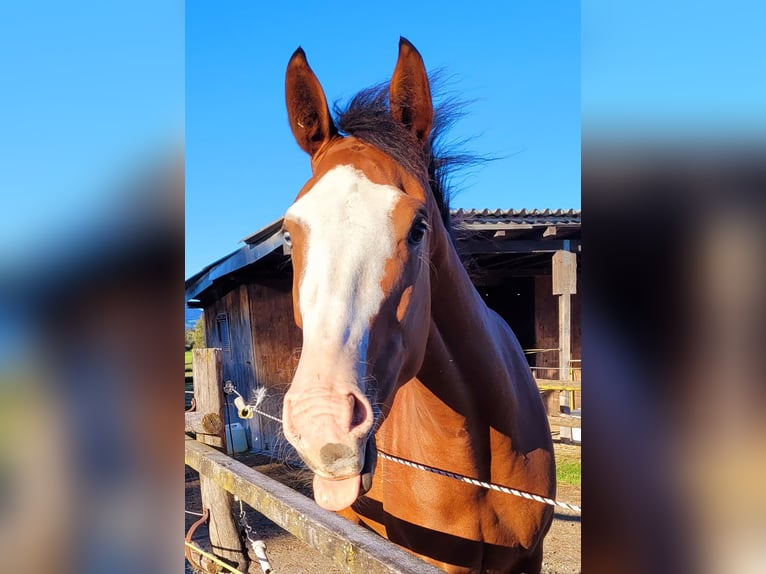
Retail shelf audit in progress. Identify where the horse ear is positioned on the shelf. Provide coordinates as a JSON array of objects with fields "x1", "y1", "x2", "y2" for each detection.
[
  {"x1": 390, "y1": 37, "x2": 433, "y2": 146},
  {"x1": 285, "y1": 47, "x2": 338, "y2": 158}
]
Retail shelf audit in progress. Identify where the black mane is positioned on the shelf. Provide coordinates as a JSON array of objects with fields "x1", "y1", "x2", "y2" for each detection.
[{"x1": 333, "y1": 74, "x2": 481, "y2": 232}]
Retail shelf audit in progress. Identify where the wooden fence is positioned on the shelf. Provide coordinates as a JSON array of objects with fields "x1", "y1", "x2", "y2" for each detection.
[{"x1": 184, "y1": 348, "x2": 579, "y2": 572}]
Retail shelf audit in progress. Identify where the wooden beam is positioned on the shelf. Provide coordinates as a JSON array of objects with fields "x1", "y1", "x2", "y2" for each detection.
[
  {"x1": 185, "y1": 438, "x2": 443, "y2": 574},
  {"x1": 456, "y1": 239, "x2": 581, "y2": 255},
  {"x1": 535, "y1": 378, "x2": 582, "y2": 391},
  {"x1": 185, "y1": 411, "x2": 223, "y2": 435}
]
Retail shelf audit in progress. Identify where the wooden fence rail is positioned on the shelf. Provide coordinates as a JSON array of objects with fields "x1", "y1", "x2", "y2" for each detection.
[
  {"x1": 185, "y1": 437, "x2": 442, "y2": 574},
  {"x1": 534, "y1": 378, "x2": 582, "y2": 391}
]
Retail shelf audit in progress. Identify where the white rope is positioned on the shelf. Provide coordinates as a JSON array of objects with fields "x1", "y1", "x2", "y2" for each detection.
[
  {"x1": 376, "y1": 451, "x2": 581, "y2": 514},
  {"x1": 236, "y1": 395, "x2": 581, "y2": 515},
  {"x1": 227, "y1": 384, "x2": 283, "y2": 425},
  {"x1": 251, "y1": 409, "x2": 283, "y2": 425}
]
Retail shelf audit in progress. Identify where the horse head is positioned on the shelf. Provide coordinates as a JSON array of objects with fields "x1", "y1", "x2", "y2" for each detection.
[{"x1": 281, "y1": 38, "x2": 440, "y2": 511}]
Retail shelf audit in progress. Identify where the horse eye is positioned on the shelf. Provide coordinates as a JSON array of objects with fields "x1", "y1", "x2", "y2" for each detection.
[
  {"x1": 407, "y1": 219, "x2": 428, "y2": 246},
  {"x1": 282, "y1": 230, "x2": 292, "y2": 247}
]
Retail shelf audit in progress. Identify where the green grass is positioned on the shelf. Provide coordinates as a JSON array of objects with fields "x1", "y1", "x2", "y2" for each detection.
[
  {"x1": 185, "y1": 350, "x2": 193, "y2": 405},
  {"x1": 556, "y1": 460, "x2": 581, "y2": 487}
]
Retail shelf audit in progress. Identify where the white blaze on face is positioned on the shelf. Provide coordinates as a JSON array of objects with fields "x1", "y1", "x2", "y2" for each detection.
[{"x1": 286, "y1": 164, "x2": 401, "y2": 374}]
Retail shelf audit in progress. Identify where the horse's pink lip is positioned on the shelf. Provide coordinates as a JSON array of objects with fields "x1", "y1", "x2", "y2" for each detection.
[{"x1": 313, "y1": 473, "x2": 361, "y2": 511}]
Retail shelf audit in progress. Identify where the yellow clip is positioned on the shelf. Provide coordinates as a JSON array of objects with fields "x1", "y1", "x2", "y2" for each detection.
[{"x1": 234, "y1": 396, "x2": 254, "y2": 419}]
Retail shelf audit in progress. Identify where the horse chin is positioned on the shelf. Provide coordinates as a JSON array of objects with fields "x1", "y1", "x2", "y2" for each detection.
[
  {"x1": 311, "y1": 437, "x2": 377, "y2": 511},
  {"x1": 313, "y1": 473, "x2": 362, "y2": 511}
]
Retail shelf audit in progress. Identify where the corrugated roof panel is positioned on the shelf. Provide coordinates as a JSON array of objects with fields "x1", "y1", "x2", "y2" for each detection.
[{"x1": 451, "y1": 208, "x2": 581, "y2": 227}]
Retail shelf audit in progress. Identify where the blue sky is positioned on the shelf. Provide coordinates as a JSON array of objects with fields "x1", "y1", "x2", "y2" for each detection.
[
  {"x1": 582, "y1": 1, "x2": 766, "y2": 138},
  {"x1": 186, "y1": 2, "x2": 581, "y2": 279},
  {"x1": 0, "y1": 3, "x2": 183, "y2": 275}
]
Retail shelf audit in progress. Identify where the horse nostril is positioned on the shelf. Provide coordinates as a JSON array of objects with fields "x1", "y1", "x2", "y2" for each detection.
[{"x1": 349, "y1": 394, "x2": 367, "y2": 430}]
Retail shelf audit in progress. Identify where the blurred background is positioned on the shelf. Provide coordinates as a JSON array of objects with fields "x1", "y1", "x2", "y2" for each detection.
[
  {"x1": 0, "y1": 2, "x2": 183, "y2": 573},
  {"x1": 583, "y1": 1, "x2": 766, "y2": 572}
]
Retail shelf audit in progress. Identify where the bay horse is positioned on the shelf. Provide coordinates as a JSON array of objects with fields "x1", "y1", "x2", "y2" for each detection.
[{"x1": 281, "y1": 38, "x2": 555, "y2": 573}]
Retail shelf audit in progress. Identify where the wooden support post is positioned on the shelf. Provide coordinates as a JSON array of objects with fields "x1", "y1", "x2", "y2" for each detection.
[
  {"x1": 192, "y1": 348, "x2": 248, "y2": 571},
  {"x1": 540, "y1": 390, "x2": 561, "y2": 418},
  {"x1": 193, "y1": 348, "x2": 226, "y2": 450},
  {"x1": 558, "y1": 294, "x2": 572, "y2": 390},
  {"x1": 552, "y1": 251, "x2": 577, "y2": 438}
]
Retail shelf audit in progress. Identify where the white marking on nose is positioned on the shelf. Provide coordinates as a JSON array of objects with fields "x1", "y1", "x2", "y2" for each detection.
[{"x1": 286, "y1": 165, "x2": 401, "y2": 368}]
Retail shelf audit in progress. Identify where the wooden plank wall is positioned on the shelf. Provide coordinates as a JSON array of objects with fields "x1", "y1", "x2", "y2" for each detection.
[
  {"x1": 534, "y1": 275, "x2": 582, "y2": 407},
  {"x1": 248, "y1": 279, "x2": 303, "y2": 456},
  {"x1": 203, "y1": 285, "x2": 257, "y2": 449}
]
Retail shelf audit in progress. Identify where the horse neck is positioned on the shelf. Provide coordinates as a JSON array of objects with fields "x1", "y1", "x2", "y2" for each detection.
[
  {"x1": 416, "y1": 214, "x2": 522, "y2": 418},
  {"x1": 427, "y1": 217, "x2": 488, "y2": 340}
]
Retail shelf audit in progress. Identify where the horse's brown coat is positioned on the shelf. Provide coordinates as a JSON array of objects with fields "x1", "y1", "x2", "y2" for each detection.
[{"x1": 281, "y1": 38, "x2": 555, "y2": 573}]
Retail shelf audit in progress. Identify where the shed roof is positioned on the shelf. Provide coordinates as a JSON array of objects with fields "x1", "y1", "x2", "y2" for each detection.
[
  {"x1": 186, "y1": 209, "x2": 581, "y2": 304},
  {"x1": 453, "y1": 208, "x2": 580, "y2": 226}
]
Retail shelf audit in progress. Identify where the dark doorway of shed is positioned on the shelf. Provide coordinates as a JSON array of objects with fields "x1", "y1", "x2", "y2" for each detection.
[{"x1": 476, "y1": 278, "x2": 536, "y2": 365}]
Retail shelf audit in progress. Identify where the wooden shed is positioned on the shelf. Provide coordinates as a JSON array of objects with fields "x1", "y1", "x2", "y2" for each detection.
[{"x1": 185, "y1": 208, "x2": 581, "y2": 453}]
